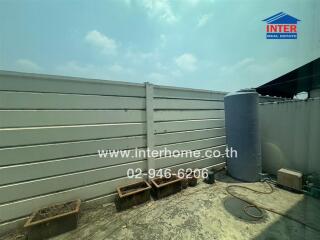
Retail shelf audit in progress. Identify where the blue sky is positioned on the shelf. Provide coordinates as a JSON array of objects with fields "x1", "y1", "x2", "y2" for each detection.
[{"x1": 0, "y1": 0, "x2": 319, "y2": 92}]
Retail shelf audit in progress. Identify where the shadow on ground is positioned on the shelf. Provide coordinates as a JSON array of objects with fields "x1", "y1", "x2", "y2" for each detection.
[{"x1": 253, "y1": 194, "x2": 320, "y2": 240}]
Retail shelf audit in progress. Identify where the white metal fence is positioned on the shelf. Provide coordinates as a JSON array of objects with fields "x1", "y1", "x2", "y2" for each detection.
[
  {"x1": 259, "y1": 98, "x2": 320, "y2": 175},
  {"x1": 0, "y1": 71, "x2": 226, "y2": 234}
]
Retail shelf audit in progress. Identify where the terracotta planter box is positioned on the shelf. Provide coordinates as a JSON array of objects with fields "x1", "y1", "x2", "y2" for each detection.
[
  {"x1": 24, "y1": 199, "x2": 81, "y2": 240},
  {"x1": 151, "y1": 176, "x2": 182, "y2": 199},
  {"x1": 115, "y1": 180, "x2": 152, "y2": 211}
]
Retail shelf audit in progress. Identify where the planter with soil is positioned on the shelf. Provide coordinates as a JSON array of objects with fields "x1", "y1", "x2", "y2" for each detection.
[
  {"x1": 115, "y1": 180, "x2": 152, "y2": 211},
  {"x1": 24, "y1": 199, "x2": 81, "y2": 240},
  {"x1": 151, "y1": 175, "x2": 182, "y2": 199}
]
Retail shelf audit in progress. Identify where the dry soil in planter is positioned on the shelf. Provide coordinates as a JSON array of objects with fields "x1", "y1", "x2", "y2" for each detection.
[
  {"x1": 115, "y1": 180, "x2": 152, "y2": 211},
  {"x1": 24, "y1": 199, "x2": 81, "y2": 240},
  {"x1": 151, "y1": 175, "x2": 182, "y2": 199}
]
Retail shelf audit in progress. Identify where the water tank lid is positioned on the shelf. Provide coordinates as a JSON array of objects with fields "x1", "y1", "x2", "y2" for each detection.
[
  {"x1": 225, "y1": 88, "x2": 257, "y2": 98},
  {"x1": 238, "y1": 88, "x2": 257, "y2": 93}
]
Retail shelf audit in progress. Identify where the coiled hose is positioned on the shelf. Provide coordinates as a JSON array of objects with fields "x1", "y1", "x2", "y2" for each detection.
[{"x1": 226, "y1": 181, "x2": 320, "y2": 232}]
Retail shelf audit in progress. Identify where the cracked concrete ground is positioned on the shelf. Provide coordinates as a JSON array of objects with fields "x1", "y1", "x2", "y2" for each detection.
[{"x1": 3, "y1": 172, "x2": 320, "y2": 240}]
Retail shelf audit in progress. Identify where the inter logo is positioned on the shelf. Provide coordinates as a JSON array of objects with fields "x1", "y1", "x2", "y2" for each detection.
[{"x1": 263, "y1": 12, "x2": 300, "y2": 39}]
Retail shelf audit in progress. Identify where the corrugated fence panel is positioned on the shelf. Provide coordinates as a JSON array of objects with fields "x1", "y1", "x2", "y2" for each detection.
[
  {"x1": 259, "y1": 96, "x2": 287, "y2": 103},
  {"x1": 0, "y1": 123, "x2": 146, "y2": 147},
  {"x1": 0, "y1": 153, "x2": 146, "y2": 186},
  {"x1": 0, "y1": 71, "x2": 148, "y2": 229},
  {"x1": 154, "y1": 137, "x2": 226, "y2": 154},
  {"x1": 155, "y1": 145, "x2": 227, "y2": 169},
  {"x1": 0, "y1": 136, "x2": 146, "y2": 166},
  {"x1": 168, "y1": 156, "x2": 226, "y2": 173},
  {"x1": 153, "y1": 85, "x2": 226, "y2": 170},
  {"x1": 154, "y1": 110, "x2": 224, "y2": 121},
  {"x1": 154, "y1": 98, "x2": 224, "y2": 110},
  {"x1": 0, "y1": 71, "x2": 227, "y2": 233},
  {"x1": 0, "y1": 71, "x2": 146, "y2": 97},
  {"x1": 0, "y1": 161, "x2": 147, "y2": 204},
  {"x1": 155, "y1": 119, "x2": 225, "y2": 133},
  {"x1": 154, "y1": 85, "x2": 226, "y2": 100},
  {"x1": 0, "y1": 176, "x2": 139, "y2": 225},
  {"x1": 155, "y1": 128, "x2": 225, "y2": 146},
  {"x1": 259, "y1": 98, "x2": 320, "y2": 175},
  {"x1": 0, "y1": 110, "x2": 145, "y2": 128},
  {"x1": 0, "y1": 91, "x2": 145, "y2": 110}
]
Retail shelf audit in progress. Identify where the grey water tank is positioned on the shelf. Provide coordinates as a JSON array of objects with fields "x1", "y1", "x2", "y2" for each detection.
[{"x1": 224, "y1": 89, "x2": 261, "y2": 182}]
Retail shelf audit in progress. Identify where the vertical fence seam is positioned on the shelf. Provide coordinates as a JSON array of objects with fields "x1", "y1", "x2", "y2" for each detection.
[{"x1": 145, "y1": 82, "x2": 155, "y2": 177}]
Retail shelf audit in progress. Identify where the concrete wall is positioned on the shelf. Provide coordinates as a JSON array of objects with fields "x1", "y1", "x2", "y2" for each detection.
[
  {"x1": 0, "y1": 71, "x2": 226, "y2": 234},
  {"x1": 259, "y1": 98, "x2": 320, "y2": 175}
]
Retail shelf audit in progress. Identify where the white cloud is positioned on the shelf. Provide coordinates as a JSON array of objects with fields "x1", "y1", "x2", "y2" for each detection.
[
  {"x1": 175, "y1": 53, "x2": 198, "y2": 72},
  {"x1": 142, "y1": 0, "x2": 177, "y2": 23},
  {"x1": 15, "y1": 59, "x2": 42, "y2": 72},
  {"x1": 85, "y1": 30, "x2": 118, "y2": 55},
  {"x1": 197, "y1": 14, "x2": 212, "y2": 27}
]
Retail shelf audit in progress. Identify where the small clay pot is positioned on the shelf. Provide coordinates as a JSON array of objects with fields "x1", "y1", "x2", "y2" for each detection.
[
  {"x1": 181, "y1": 178, "x2": 188, "y2": 189},
  {"x1": 188, "y1": 177, "x2": 198, "y2": 187}
]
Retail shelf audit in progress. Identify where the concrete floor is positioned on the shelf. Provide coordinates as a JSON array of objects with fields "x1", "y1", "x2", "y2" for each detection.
[{"x1": 3, "y1": 172, "x2": 320, "y2": 240}]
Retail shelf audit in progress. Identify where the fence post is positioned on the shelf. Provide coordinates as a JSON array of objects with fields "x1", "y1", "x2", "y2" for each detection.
[{"x1": 145, "y1": 82, "x2": 155, "y2": 178}]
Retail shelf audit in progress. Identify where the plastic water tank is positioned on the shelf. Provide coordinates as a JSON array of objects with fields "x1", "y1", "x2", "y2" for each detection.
[{"x1": 224, "y1": 89, "x2": 261, "y2": 182}]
